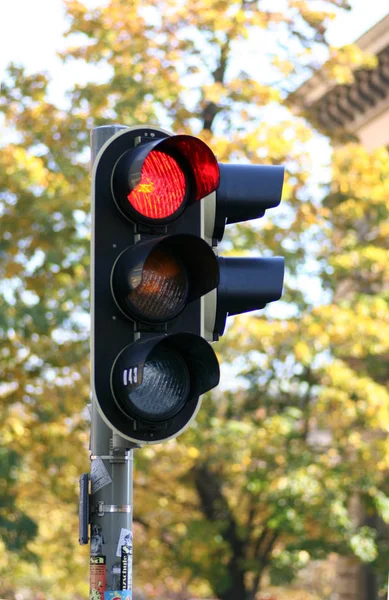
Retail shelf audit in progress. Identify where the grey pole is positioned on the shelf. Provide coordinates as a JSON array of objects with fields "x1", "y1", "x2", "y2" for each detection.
[
  {"x1": 89, "y1": 124, "x2": 137, "y2": 598},
  {"x1": 90, "y1": 124, "x2": 128, "y2": 169}
]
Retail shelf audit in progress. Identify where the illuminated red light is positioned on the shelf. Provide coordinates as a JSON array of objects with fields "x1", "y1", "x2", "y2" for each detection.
[
  {"x1": 128, "y1": 150, "x2": 186, "y2": 219},
  {"x1": 171, "y1": 137, "x2": 220, "y2": 201}
]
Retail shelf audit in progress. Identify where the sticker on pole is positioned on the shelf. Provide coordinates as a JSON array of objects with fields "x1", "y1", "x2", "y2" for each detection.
[
  {"x1": 116, "y1": 528, "x2": 132, "y2": 558},
  {"x1": 91, "y1": 524, "x2": 104, "y2": 556},
  {"x1": 90, "y1": 555, "x2": 106, "y2": 600},
  {"x1": 104, "y1": 592, "x2": 132, "y2": 600},
  {"x1": 91, "y1": 457, "x2": 112, "y2": 494},
  {"x1": 121, "y1": 544, "x2": 132, "y2": 591}
]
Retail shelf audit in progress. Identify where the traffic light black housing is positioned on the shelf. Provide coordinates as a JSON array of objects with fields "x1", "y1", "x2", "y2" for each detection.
[
  {"x1": 91, "y1": 125, "x2": 285, "y2": 445},
  {"x1": 91, "y1": 126, "x2": 221, "y2": 444},
  {"x1": 213, "y1": 163, "x2": 285, "y2": 241},
  {"x1": 214, "y1": 256, "x2": 285, "y2": 336},
  {"x1": 208, "y1": 161, "x2": 285, "y2": 338}
]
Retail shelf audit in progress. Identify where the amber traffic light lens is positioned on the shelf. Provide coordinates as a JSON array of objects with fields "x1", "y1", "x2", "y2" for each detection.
[
  {"x1": 127, "y1": 248, "x2": 188, "y2": 321},
  {"x1": 127, "y1": 150, "x2": 186, "y2": 219}
]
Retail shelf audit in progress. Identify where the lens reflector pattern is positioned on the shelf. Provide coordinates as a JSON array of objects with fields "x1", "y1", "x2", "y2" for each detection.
[
  {"x1": 170, "y1": 136, "x2": 220, "y2": 201},
  {"x1": 127, "y1": 346, "x2": 189, "y2": 421},
  {"x1": 128, "y1": 150, "x2": 186, "y2": 219},
  {"x1": 127, "y1": 248, "x2": 188, "y2": 321}
]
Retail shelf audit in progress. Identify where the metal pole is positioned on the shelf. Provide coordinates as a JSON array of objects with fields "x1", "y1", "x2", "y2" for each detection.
[
  {"x1": 88, "y1": 124, "x2": 136, "y2": 599},
  {"x1": 90, "y1": 124, "x2": 128, "y2": 170},
  {"x1": 89, "y1": 403, "x2": 135, "y2": 596}
]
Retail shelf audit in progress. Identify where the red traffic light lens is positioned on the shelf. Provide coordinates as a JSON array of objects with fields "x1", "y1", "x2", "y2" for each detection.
[
  {"x1": 112, "y1": 134, "x2": 220, "y2": 226},
  {"x1": 168, "y1": 136, "x2": 220, "y2": 201},
  {"x1": 125, "y1": 247, "x2": 188, "y2": 321},
  {"x1": 127, "y1": 150, "x2": 186, "y2": 219}
]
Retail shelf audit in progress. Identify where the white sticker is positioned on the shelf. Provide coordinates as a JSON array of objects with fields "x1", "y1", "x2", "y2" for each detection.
[
  {"x1": 123, "y1": 367, "x2": 138, "y2": 386},
  {"x1": 116, "y1": 528, "x2": 133, "y2": 558},
  {"x1": 91, "y1": 457, "x2": 112, "y2": 494}
]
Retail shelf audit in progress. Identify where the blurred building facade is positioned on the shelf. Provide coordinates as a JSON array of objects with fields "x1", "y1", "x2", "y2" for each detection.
[
  {"x1": 293, "y1": 12, "x2": 389, "y2": 151},
  {"x1": 291, "y1": 12, "x2": 389, "y2": 600}
]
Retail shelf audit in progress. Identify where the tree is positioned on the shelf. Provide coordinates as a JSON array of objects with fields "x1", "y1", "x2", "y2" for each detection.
[
  {"x1": 1, "y1": 0, "x2": 388, "y2": 598},
  {"x1": 0, "y1": 66, "x2": 90, "y2": 597}
]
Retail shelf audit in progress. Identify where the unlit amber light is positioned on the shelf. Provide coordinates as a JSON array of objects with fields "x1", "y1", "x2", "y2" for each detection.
[
  {"x1": 128, "y1": 248, "x2": 188, "y2": 320},
  {"x1": 127, "y1": 150, "x2": 186, "y2": 219}
]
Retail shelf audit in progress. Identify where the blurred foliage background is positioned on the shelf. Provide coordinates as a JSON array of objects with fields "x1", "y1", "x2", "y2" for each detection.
[{"x1": 1, "y1": 0, "x2": 389, "y2": 598}]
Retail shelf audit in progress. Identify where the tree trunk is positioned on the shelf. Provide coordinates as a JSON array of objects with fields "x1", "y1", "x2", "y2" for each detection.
[
  {"x1": 193, "y1": 464, "x2": 249, "y2": 600},
  {"x1": 217, "y1": 564, "x2": 246, "y2": 600}
]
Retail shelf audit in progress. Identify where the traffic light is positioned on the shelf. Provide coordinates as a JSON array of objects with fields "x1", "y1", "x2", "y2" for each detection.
[{"x1": 91, "y1": 125, "x2": 284, "y2": 445}]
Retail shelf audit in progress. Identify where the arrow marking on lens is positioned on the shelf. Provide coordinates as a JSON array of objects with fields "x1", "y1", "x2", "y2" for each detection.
[{"x1": 123, "y1": 367, "x2": 138, "y2": 386}]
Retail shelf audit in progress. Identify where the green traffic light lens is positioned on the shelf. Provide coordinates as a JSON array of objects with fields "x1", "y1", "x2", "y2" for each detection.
[{"x1": 117, "y1": 345, "x2": 190, "y2": 422}]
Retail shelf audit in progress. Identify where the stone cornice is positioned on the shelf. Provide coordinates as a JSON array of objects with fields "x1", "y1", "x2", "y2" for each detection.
[{"x1": 291, "y1": 13, "x2": 389, "y2": 139}]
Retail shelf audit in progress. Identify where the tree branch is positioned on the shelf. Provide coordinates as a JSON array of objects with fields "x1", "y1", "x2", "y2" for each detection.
[
  {"x1": 202, "y1": 39, "x2": 230, "y2": 131},
  {"x1": 247, "y1": 527, "x2": 279, "y2": 600}
]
